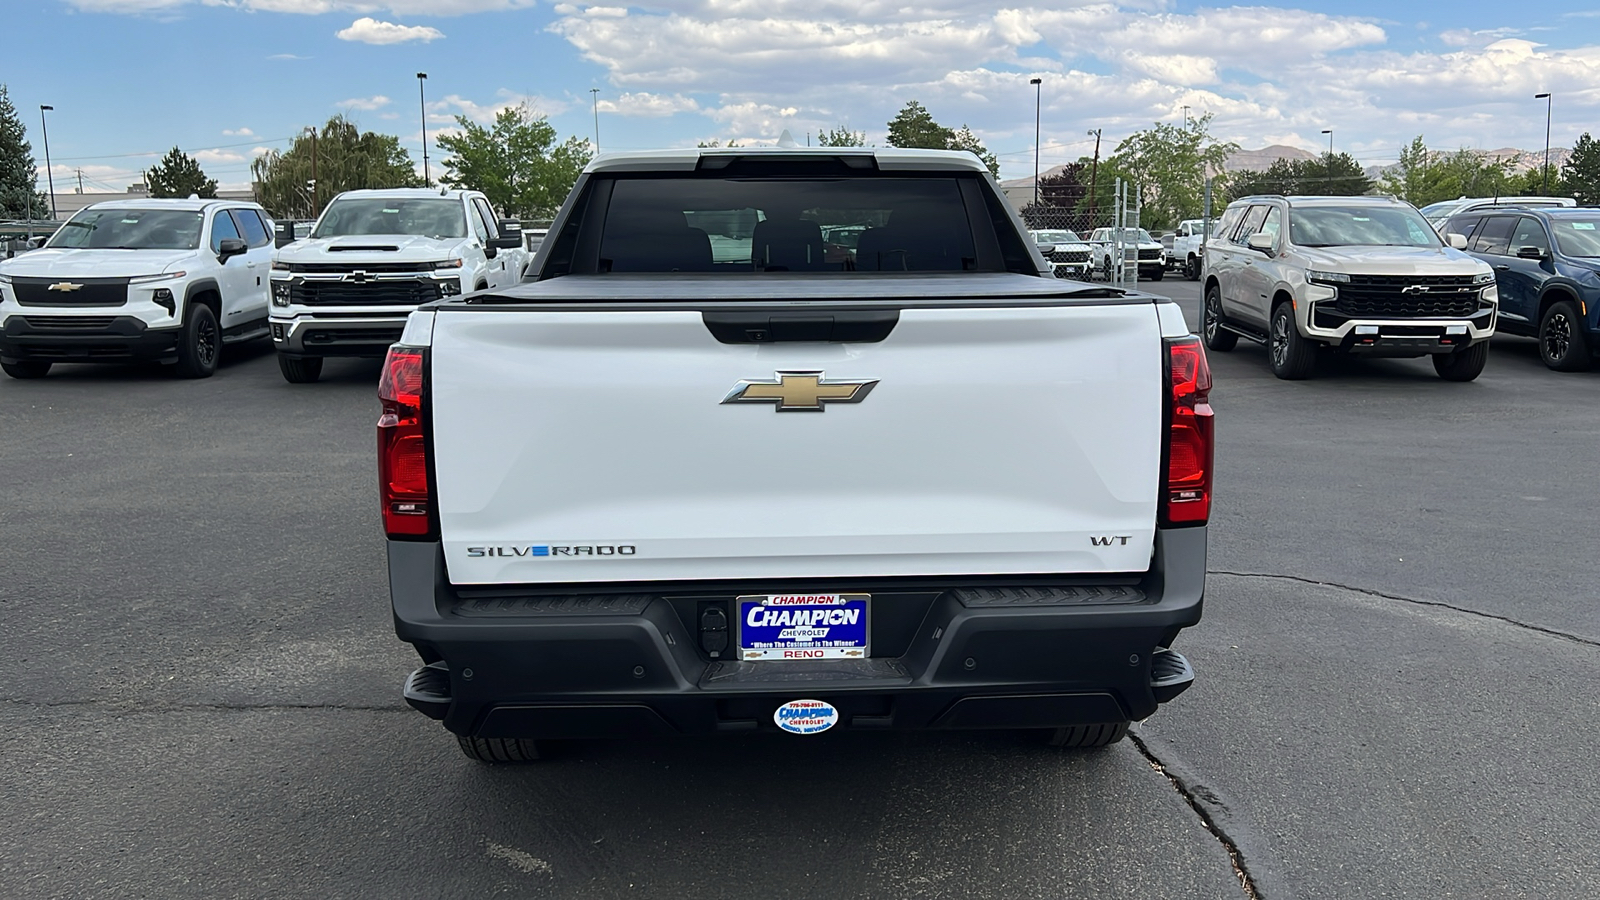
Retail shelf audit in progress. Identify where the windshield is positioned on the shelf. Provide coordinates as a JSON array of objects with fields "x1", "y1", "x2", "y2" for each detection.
[
  {"x1": 1111, "y1": 228, "x2": 1155, "y2": 243},
  {"x1": 313, "y1": 198, "x2": 467, "y2": 239},
  {"x1": 1033, "y1": 230, "x2": 1081, "y2": 244},
  {"x1": 596, "y1": 177, "x2": 979, "y2": 273},
  {"x1": 1552, "y1": 218, "x2": 1600, "y2": 258},
  {"x1": 1290, "y1": 206, "x2": 1441, "y2": 248},
  {"x1": 47, "y1": 208, "x2": 202, "y2": 250}
]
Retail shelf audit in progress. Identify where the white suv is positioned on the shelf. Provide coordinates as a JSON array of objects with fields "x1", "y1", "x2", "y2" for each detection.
[
  {"x1": 268, "y1": 188, "x2": 525, "y2": 383},
  {"x1": 0, "y1": 198, "x2": 272, "y2": 379},
  {"x1": 1201, "y1": 195, "x2": 1497, "y2": 381}
]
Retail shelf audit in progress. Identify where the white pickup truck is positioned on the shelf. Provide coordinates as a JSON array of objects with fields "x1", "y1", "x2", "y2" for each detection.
[
  {"x1": 269, "y1": 188, "x2": 526, "y2": 383},
  {"x1": 1166, "y1": 218, "x2": 1211, "y2": 281},
  {"x1": 382, "y1": 147, "x2": 1211, "y2": 762}
]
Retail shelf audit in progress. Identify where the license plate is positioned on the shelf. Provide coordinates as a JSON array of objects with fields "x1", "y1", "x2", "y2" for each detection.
[{"x1": 736, "y1": 593, "x2": 870, "y2": 661}]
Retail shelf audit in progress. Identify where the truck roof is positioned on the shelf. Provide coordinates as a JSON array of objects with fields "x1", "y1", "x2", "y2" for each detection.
[
  {"x1": 584, "y1": 146, "x2": 989, "y2": 175},
  {"x1": 328, "y1": 188, "x2": 477, "y2": 201}
]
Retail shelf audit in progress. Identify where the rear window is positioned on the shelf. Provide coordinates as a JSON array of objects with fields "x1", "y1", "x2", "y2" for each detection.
[{"x1": 588, "y1": 175, "x2": 986, "y2": 274}]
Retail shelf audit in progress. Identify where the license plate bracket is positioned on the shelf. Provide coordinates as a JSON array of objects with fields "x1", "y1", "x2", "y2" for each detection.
[{"x1": 735, "y1": 593, "x2": 870, "y2": 661}]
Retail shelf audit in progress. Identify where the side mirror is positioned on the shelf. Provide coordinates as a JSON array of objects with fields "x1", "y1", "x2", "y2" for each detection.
[
  {"x1": 1516, "y1": 245, "x2": 1548, "y2": 261},
  {"x1": 217, "y1": 238, "x2": 248, "y2": 261},
  {"x1": 1446, "y1": 233, "x2": 1469, "y2": 250},
  {"x1": 1246, "y1": 232, "x2": 1274, "y2": 252},
  {"x1": 488, "y1": 218, "x2": 523, "y2": 250}
]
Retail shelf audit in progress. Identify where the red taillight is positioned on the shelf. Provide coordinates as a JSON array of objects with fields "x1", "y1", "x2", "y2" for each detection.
[
  {"x1": 378, "y1": 346, "x2": 434, "y2": 538},
  {"x1": 1162, "y1": 336, "x2": 1213, "y2": 526}
]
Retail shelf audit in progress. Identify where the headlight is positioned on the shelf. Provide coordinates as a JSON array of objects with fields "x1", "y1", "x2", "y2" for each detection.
[
  {"x1": 1473, "y1": 271, "x2": 1495, "y2": 285},
  {"x1": 271, "y1": 261, "x2": 293, "y2": 272},
  {"x1": 1307, "y1": 270, "x2": 1351, "y2": 285},
  {"x1": 432, "y1": 258, "x2": 464, "y2": 270},
  {"x1": 0, "y1": 273, "x2": 11, "y2": 285},
  {"x1": 130, "y1": 271, "x2": 186, "y2": 284}
]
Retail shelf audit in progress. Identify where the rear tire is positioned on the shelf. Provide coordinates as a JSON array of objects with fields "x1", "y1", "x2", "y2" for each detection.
[
  {"x1": 1269, "y1": 302, "x2": 1316, "y2": 380},
  {"x1": 277, "y1": 354, "x2": 323, "y2": 384},
  {"x1": 1, "y1": 360, "x2": 51, "y2": 379},
  {"x1": 173, "y1": 301, "x2": 220, "y2": 379},
  {"x1": 457, "y1": 735, "x2": 543, "y2": 763},
  {"x1": 1538, "y1": 300, "x2": 1592, "y2": 371},
  {"x1": 1046, "y1": 722, "x2": 1128, "y2": 748},
  {"x1": 1183, "y1": 256, "x2": 1200, "y2": 281},
  {"x1": 1433, "y1": 341, "x2": 1489, "y2": 382},
  {"x1": 1203, "y1": 285, "x2": 1237, "y2": 352}
]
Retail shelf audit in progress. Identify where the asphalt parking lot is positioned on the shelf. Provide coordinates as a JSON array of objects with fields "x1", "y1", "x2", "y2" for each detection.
[{"x1": 4, "y1": 280, "x2": 1598, "y2": 899}]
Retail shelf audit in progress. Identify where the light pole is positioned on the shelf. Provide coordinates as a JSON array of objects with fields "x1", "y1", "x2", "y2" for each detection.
[
  {"x1": 1181, "y1": 105, "x2": 1190, "y2": 127},
  {"x1": 417, "y1": 73, "x2": 430, "y2": 184},
  {"x1": 590, "y1": 88, "x2": 601, "y2": 152},
  {"x1": 304, "y1": 126, "x2": 319, "y2": 217},
  {"x1": 1029, "y1": 77, "x2": 1042, "y2": 208},
  {"x1": 1087, "y1": 127, "x2": 1103, "y2": 224},
  {"x1": 1321, "y1": 128, "x2": 1333, "y2": 157},
  {"x1": 1535, "y1": 92, "x2": 1552, "y2": 195},
  {"x1": 39, "y1": 105, "x2": 56, "y2": 219}
]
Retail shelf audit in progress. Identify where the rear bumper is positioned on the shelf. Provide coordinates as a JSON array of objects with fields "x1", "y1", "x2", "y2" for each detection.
[
  {"x1": 389, "y1": 527, "x2": 1206, "y2": 739},
  {"x1": 271, "y1": 313, "x2": 410, "y2": 358},
  {"x1": 0, "y1": 315, "x2": 180, "y2": 363}
]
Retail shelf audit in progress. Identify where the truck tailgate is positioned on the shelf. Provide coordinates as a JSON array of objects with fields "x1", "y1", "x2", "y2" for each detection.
[{"x1": 430, "y1": 303, "x2": 1164, "y2": 584}]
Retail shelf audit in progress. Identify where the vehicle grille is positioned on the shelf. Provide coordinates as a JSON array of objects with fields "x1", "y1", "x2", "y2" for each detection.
[
  {"x1": 1045, "y1": 249, "x2": 1090, "y2": 264},
  {"x1": 1334, "y1": 275, "x2": 1481, "y2": 318},
  {"x1": 1138, "y1": 248, "x2": 1161, "y2": 262},
  {"x1": 286, "y1": 262, "x2": 434, "y2": 274},
  {"x1": 12, "y1": 277, "x2": 129, "y2": 307},
  {"x1": 22, "y1": 316, "x2": 117, "y2": 329},
  {"x1": 289, "y1": 280, "x2": 442, "y2": 307}
]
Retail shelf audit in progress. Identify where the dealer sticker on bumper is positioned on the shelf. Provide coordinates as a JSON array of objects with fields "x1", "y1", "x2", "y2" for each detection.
[
  {"x1": 775, "y1": 699, "x2": 839, "y2": 735},
  {"x1": 736, "y1": 593, "x2": 870, "y2": 661}
]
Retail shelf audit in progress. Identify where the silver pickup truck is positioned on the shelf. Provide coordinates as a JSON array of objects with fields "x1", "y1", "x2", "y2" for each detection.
[{"x1": 381, "y1": 146, "x2": 1210, "y2": 762}]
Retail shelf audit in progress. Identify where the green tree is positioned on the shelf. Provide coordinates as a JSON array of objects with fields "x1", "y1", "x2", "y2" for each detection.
[
  {"x1": 1377, "y1": 136, "x2": 1514, "y2": 207},
  {"x1": 816, "y1": 126, "x2": 866, "y2": 147},
  {"x1": 884, "y1": 102, "x2": 999, "y2": 176},
  {"x1": 436, "y1": 104, "x2": 592, "y2": 220},
  {"x1": 251, "y1": 115, "x2": 423, "y2": 218},
  {"x1": 0, "y1": 84, "x2": 48, "y2": 219},
  {"x1": 886, "y1": 101, "x2": 951, "y2": 150},
  {"x1": 1560, "y1": 133, "x2": 1600, "y2": 206},
  {"x1": 1228, "y1": 153, "x2": 1372, "y2": 201},
  {"x1": 146, "y1": 146, "x2": 217, "y2": 198},
  {"x1": 1104, "y1": 114, "x2": 1237, "y2": 230},
  {"x1": 1505, "y1": 163, "x2": 1569, "y2": 198}
]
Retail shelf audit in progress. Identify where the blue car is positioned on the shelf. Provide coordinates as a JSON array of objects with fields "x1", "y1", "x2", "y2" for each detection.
[{"x1": 1443, "y1": 207, "x2": 1600, "y2": 370}]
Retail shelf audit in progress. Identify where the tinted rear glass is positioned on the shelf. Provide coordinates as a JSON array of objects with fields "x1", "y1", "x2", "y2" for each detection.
[{"x1": 597, "y1": 177, "x2": 978, "y2": 273}]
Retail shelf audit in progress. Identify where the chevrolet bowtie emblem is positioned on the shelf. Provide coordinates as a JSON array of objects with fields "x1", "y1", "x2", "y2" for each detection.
[
  {"x1": 47, "y1": 282, "x2": 83, "y2": 292},
  {"x1": 722, "y1": 370, "x2": 878, "y2": 412}
]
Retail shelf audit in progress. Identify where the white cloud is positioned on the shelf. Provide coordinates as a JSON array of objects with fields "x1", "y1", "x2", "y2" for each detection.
[
  {"x1": 195, "y1": 148, "x2": 246, "y2": 164},
  {"x1": 266, "y1": 53, "x2": 310, "y2": 60},
  {"x1": 221, "y1": 127, "x2": 255, "y2": 137},
  {"x1": 75, "y1": 0, "x2": 536, "y2": 12},
  {"x1": 338, "y1": 94, "x2": 392, "y2": 111},
  {"x1": 335, "y1": 17, "x2": 444, "y2": 44},
  {"x1": 596, "y1": 92, "x2": 701, "y2": 117},
  {"x1": 250, "y1": 146, "x2": 275, "y2": 157},
  {"x1": 431, "y1": 90, "x2": 571, "y2": 124}
]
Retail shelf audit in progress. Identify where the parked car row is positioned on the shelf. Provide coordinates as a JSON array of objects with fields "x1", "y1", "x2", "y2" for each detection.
[{"x1": 0, "y1": 189, "x2": 529, "y2": 382}]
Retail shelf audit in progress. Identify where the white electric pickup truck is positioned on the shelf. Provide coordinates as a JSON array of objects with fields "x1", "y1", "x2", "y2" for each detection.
[{"x1": 381, "y1": 147, "x2": 1212, "y2": 763}]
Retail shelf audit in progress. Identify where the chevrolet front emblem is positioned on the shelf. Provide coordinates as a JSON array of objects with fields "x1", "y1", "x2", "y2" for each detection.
[
  {"x1": 47, "y1": 282, "x2": 83, "y2": 292},
  {"x1": 722, "y1": 370, "x2": 878, "y2": 412}
]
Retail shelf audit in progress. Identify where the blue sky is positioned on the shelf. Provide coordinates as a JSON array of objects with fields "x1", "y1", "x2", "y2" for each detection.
[{"x1": 6, "y1": 0, "x2": 1599, "y2": 191}]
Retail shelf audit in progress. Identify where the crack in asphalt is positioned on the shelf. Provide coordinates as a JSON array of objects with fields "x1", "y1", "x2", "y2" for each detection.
[
  {"x1": 1209, "y1": 570, "x2": 1600, "y2": 650},
  {"x1": 1129, "y1": 730, "x2": 1263, "y2": 900}
]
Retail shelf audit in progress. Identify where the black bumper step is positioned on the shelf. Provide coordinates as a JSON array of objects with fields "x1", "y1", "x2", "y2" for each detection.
[
  {"x1": 1150, "y1": 647, "x2": 1195, "y2": 703},
  {"x1": 402, "y1": 661, "x2": 451, "y2": 719}
]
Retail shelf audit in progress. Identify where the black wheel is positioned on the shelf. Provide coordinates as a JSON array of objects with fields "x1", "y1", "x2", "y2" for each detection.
[
  {"x1": 1046, "y1": 722, "x2": 1128, "y2": 748},
  {"x1": 1202, "y1": 284, "x2": 1237, "y2": 352},
  {"x1": 1433, "y1": 341, "x2": 1489, "y2": 382},
  {"x1": 457, "y1": 734, "x2": 543, "y2": 763},
  {"x1": 1538, "y1": 300, "x2": 1592, "y2": 371},
  {"x1": 1, "y1": 360, "x2": 50, "y2": 379},
  {"x1": 1099, "y1": 255, "x2": 1112, "y2": 282},
  {"x1": 174, "y1": 301, "x2": 220, "y2": 379},
  {"x1": 1183, "y1": 256, "x2": 1200, "y2": 280},
  {"x1": 1269, "y1": 302, "x2": 1316, "y2": 380},
  {"x1": 1148, "y1": 268, "x2": 1164, "y2": 281},
  {"x1": 277, "y1": 354, "x2": 323, "y2": 384}
]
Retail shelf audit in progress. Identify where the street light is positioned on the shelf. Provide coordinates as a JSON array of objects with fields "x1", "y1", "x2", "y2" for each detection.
[
  {"x1": 1029, "y1": 77, "x2": 1042, "y2": 208},
  {"x1": 590, "y1": 88, "x2": 601, "y2": 152},
  {"x1": 1535, "y1": 93, "x2": 1552, "y2": 195},
  {"x1": 1321, "y1": 129, "x2": 1333, "y2": 158},
  {"x1": 39, "y1": 105, "x2": 56, "y2": 220},
  {"x1": 417, "y1": 73, "x2": 431, "y2": 184}
]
